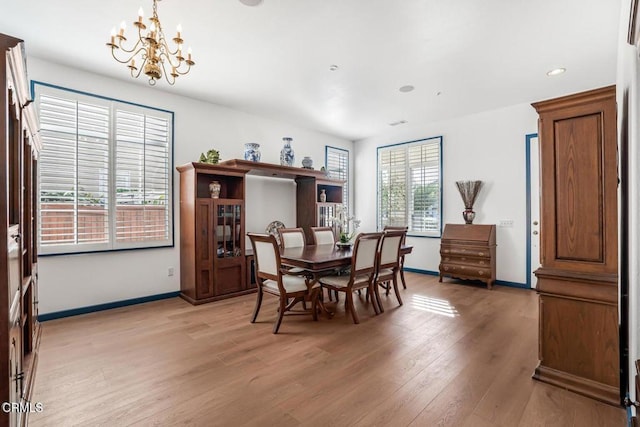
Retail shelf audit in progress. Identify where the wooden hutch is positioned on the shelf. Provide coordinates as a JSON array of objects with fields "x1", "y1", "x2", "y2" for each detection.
[
  {"x1": 178, "y1": 159, "x2": 344, "y2": 304},
  {"x1": 1, "y1": 33, "x2": 41, "y2": 426}
]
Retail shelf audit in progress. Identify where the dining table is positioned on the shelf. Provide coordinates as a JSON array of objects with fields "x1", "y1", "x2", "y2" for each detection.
[
  {"x1": 279, "y1": 243, "x2": 413, "y2": 317},
  {"x1": 280, "y1": 243, "x2": 413, "y2": 271}
]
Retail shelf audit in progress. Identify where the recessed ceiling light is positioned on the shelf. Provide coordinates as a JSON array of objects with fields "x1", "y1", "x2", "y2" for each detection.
[
  {"x1": 239, "y1": 0, "x2": 263, "y2": 6},
  {"x1": 329, "y1": 64, "x2": 339, "y2": 71},
  {"x1": 399, "y1": 85, "x2": 414, "y2": 93},
  {"x1": 546, "y1": 68, "x2": 566, "y2": 76}
]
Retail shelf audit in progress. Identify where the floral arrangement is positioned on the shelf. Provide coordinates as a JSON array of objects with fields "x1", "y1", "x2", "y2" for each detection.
[{"x1": 331, "y1": 205, "x2": 361, "y2": 243}]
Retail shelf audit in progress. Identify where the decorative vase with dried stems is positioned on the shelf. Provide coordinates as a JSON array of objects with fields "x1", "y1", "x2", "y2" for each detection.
[{"x1": 455, "y1": 180, "x2": 483, "y2": 224}]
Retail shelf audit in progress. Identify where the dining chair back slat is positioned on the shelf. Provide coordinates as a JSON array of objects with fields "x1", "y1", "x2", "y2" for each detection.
[
  {"x1": 279, "y1": 227, "x2": 306, "y2": 249},
  {"x1": 353, "y1": 235, "x2": 380, "y2": 272},
  {"x1": 383, "y1": 225, "x2": 409, "y2": 289},
  {"x1": 311, "y1": 226, "x2": 335, "y2": 245},
  {"x1": 379, "y1": 233, "x2": 403, "y2": 267},
  {"x1": 373, "y1": 229, "x2": 406, "y2": 312},
  {"x1": 253, "y1": 239, "x2": 279, "y2": 278}
]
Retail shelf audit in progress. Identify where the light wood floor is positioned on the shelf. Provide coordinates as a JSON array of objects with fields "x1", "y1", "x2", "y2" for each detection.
[{"x1": 29, "y1": 273, "x2": 625, "y2": 426}]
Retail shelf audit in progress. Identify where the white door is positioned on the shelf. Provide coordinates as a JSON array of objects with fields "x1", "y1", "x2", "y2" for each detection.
[{"x1": 528, "y1": 135, "x2": 541, "y2": 288}]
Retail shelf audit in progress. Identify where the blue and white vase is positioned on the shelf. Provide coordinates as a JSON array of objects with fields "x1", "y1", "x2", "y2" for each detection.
[
  {"x1": 244, "y1": 143, "x2": 261, "y2": 162},
  {"x1": 280, "y1": 137, "x2": 294, "y2": 166}
]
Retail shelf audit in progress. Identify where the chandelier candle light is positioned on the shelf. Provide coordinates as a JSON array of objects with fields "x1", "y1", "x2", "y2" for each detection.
[
  {"x1": 107, "y1": 0, "x2": 195, "y2": 85},
  {"x1": 455, "y1": 180, "x2": 483, "y2": 224}
]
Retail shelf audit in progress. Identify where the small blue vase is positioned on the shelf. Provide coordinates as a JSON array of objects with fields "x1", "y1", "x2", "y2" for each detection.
[
  {"x1": 244, "y1": 143, "x2": 261, "y2": 162},
  {"x1": 280, "y1": 137, "x2": 294, "y2": 166}
]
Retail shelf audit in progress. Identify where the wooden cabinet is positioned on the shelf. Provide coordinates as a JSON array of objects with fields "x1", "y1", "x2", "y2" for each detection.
[
  {"x1": 296, "y1": 178, "x2": 343, "y2": 242},
  {"x1": 178, "y1": 160, "x2": 344, "y2": 305},
  {"x1": 439, "y1": 224, "x2": 496, "y2": 289},
  {"x1": 1, "y1": 33, "x2": 41, "y2": 426},
  {"x1": 218, "y1": 159, "x2": 344, "y2": 243},
  {"x1": 178, "y1": 163, "x2": 251, "y2": 304},
  {"x1": 532, "y1": 86, "x2": 619, "y2": 405}
]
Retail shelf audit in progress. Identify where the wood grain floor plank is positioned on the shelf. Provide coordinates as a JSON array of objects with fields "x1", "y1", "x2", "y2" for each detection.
[{"x1": 28, "y1": 274, "x2": 626, "y2": 426}]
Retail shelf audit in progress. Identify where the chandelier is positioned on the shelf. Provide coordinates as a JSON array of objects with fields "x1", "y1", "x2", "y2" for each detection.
[{"x1": 107, "y1": 0, "x2": 195, "y2": 86}]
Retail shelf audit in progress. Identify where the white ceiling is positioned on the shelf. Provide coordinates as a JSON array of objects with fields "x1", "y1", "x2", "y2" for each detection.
[{"x1": 0, "y1": 0, "x2": 622, "y2": 141}]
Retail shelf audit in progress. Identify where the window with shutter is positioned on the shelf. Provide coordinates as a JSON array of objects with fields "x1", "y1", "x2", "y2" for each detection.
[
  {"x1": 377, "y1": 136, "x2": 442, "y2": 237},
  {"x1": 34, "y1": 83, "x2": 173, "y2": 254},
  {"x1": 325, "y1": 146, "x2": 349, "y2": 213}
]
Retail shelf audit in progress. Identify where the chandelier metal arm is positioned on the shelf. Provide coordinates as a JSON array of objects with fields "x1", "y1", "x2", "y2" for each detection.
[
  {"x1": 131, "y1": 56, "x2": 148, "y2": 80},
  {"x1": 158, "y1": 58, "x2": 177, "y2": 86},
  {"x1": 110, "y1": 44, "x2": 146, "y2": 65}
]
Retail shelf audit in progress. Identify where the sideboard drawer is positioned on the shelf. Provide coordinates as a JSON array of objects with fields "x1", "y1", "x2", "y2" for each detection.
[
  {"x1": 440, "y1": 263, "x2": 492, "y2": 278},
  {"x1": 441, "y1": 255, "x2": 490, "y2": 267}
]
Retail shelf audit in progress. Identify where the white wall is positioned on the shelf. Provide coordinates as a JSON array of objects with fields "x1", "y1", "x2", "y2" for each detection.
[
  {"x1": 617, "y1": 0, "x2": 639, "y2": 408},
  {"x1": 354, "y1": 103, "x2": 538, "y2": 285},
  {"x1": 29, "y1": 57, "x2": 353, "y2": 314}
]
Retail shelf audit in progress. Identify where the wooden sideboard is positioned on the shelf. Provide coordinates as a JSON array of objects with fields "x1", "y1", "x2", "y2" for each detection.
[{"x1": 439, "y1": 224, "x2": 496, "y2": 289}]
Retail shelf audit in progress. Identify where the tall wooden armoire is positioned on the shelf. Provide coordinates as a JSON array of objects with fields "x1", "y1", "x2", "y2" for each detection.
[
  {"x1": 532, "y1": 86, "x2": 619, "y2": 405},
  {"x1": 1, "y1": 33, "x2": 41, "y2": 426}
]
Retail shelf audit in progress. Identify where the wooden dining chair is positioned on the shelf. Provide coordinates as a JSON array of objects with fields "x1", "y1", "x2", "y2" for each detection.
[
  {"x1": 373, "y1": 230, "x2": 405, "y2": 313},
  {"x1": 310, "y1": 226, "x2": 342, "y2": 301},
  {"x1": 310, "y1": 226, "x2": 336, "y2": 245},
  {"x1": 278, "y1": 227, "x2": 311, "y2": 308},
  {"x1": 247, "y1": 233, "x2": 320, "y2": 333},
  {"x1": 319, "y1": 232, "x2": 383, "y2": 324},
  {"x1": 383, "y1": 225, "x2": 408, "y2": 289}
]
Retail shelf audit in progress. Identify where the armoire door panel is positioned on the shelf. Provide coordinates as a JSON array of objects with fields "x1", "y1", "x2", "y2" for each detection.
[
  {"x1": 553, "y1": 113, "x2": 604, "y2": 263},
  {"x1": 537, "y1": 87, "x2": 618, "y2": 275},
  {"x1": 539, "y1": 294, "x2": 619, "y2": 388}
]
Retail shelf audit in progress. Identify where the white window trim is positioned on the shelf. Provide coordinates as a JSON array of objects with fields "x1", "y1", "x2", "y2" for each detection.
[
  {"x1": 34, "y1": 82, "x2": 174, "y2": 255},
  {"x1": 377, "y1": 136, "x2": 443, "y2": 238}
]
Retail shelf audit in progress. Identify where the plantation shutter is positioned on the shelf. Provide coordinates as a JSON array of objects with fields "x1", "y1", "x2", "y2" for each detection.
[
  {"x1": 408, "y1": 141, "x2": 440, "y2": 233},
  {"x1": 35, "y1": 83, "x2": 173, "y2": 254},
  {"x1": 326, "y1": 147, "x2": 349, "y2": 212},
  {"x1": 38, "y1": 92, "x2": 110, "y2": 250},
  {"x1": 377, "y1": 137, "x2": 442, "y2": 236},
  {"x1": 115, "y1": 109, "x2": 170, "y2": 244},
  {"x1": 378, "y1": 147, "x2": 407, "y2": 228}
]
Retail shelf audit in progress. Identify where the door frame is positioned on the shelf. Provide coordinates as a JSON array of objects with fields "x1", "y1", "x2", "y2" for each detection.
[{"x1": 525, "y1": 133, "x2": 538, "y2": 289}]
